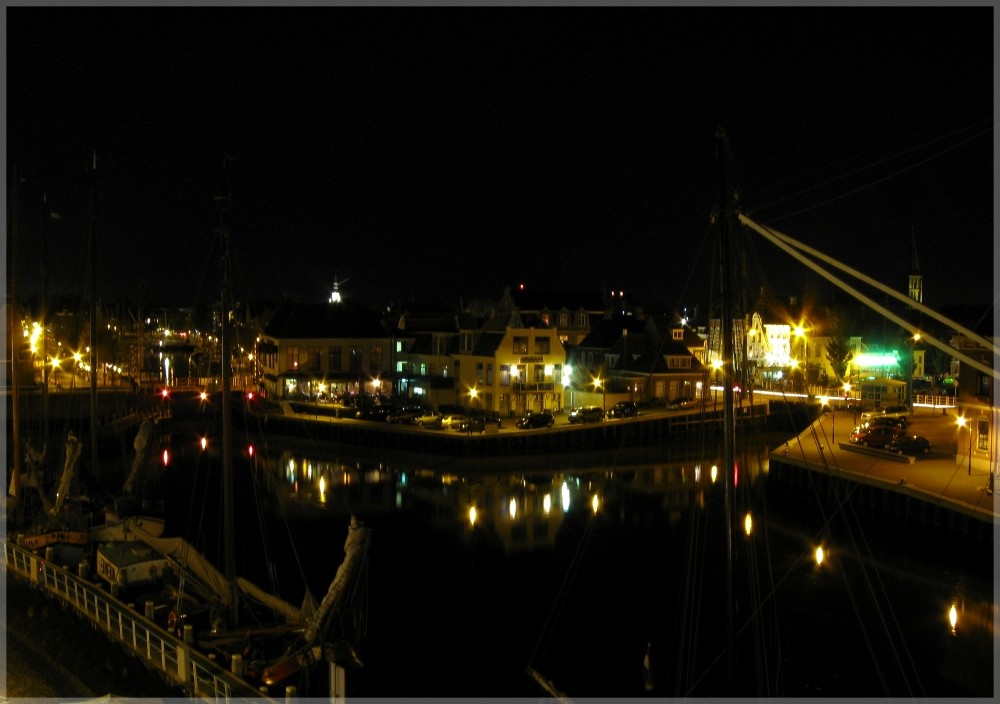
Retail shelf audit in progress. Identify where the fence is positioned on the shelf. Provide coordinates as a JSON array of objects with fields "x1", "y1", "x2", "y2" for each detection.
[{"x1": 4, "y1": 540, "x2": 276, "y2": 703}]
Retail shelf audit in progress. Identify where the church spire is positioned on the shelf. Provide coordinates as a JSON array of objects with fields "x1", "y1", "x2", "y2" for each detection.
[{"x1": 907, "y1": 226, "x2": 923, "y2": 306}]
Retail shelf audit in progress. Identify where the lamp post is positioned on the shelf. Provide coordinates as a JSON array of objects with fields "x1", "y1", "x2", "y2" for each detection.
[
  {"x1": 510, "y1": 366, "x2": 520, "y2": 417},
  {"x1": 957, "y1": 416, "x2": 972, "y2": 476},
  {"x1": 795, "y1": 325, "x2": 807, "y2": 395},
  {"x1": 820, "y1": 396, "x2": 834, "y2": 442},
  {"x1": 594, "y1": 376, "x2": 605, "y2": 415}
]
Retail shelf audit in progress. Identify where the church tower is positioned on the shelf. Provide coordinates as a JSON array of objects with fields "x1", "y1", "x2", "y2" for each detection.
[{"x1": 907, "y1": 227, "x2": 923, "y2": 306}]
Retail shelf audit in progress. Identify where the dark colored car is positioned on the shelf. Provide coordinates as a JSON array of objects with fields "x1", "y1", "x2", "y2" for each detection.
[
  {"x1": 864, "y1": 416, "x2": 907, "y2": 430},
  {"x1": 568, "y1": 406, "x2": 605, "y2": 423},
  {"x1": 665, "y1": 396, "x2": 694, "y2": 410},
  {"x1": 459, "y1": 417, "x2": 485, "y2": 433},
  {"x1": 356, "y1": 405, "x2": 395, "y2": 421},
  {"x1": 886, "y1": 435, "x2": 930, "y2": 455},
  {"x1": 606, "y1": 401, "x2": 638, "y2": 419},
  {"x1": 386, "y1": 406, "x2": 424, "y2": 424},
  {"x1": 849, "y1": 425, "x2": 899, "y2": 448},
  {"x1": 516, "y1": 412, "x2": 555, "y2": 429}
]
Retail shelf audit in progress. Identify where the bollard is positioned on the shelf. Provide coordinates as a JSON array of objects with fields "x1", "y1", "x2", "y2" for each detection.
[
  {"x1": 285, "y1": 685, "x2": 296, "y2": 703},
  {"x1": 145, "y1": 601, "x2": 155, "y2": 620},
  {"x1": 183, "y1": 623, "x2": 194, "y2": 643},
  {"x1": 231, "y1": 653, "x2": 244, "y2": 676},
  {"x1": 78, "y1": 559, "x2": 89, "y2": 579},
  {"x1": 45, "y1": 547, "x2": 54, "y2": 563}
]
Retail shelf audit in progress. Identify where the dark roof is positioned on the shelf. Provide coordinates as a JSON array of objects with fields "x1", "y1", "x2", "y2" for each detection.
[
  {"x1": 263, "y1": 300, "x2": 389, "y2": 340},
  {"x1": 577, "y1": 315, "x2": 649, "y2": 349}
]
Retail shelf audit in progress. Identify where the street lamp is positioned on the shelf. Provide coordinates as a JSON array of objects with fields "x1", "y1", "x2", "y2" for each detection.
[
  {"x1": 795, "y1": 325, "x2": 808, "y2": 395},
  {"x1": 593, "y1": 376, "x2": 605, "y2": 415},
  {"x1": 820, "y1": 395, "x2": 834, "y2": 442},
  {"x1": 956, "y1": 416, "x2": 972, "y2": 476}
]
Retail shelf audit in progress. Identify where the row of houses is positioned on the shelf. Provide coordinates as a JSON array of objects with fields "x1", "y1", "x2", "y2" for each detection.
[
  {"x1": 254, "y1": 286, "x2": 708, "y2": 414},
  {"x1": 250, "y1": 284, "x2": 991, "y2": 414}
]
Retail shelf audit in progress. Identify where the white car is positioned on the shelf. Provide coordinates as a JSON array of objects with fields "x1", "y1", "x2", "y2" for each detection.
[{"x1": 413, "y1": 411, "x2": 443, "y2": 428}]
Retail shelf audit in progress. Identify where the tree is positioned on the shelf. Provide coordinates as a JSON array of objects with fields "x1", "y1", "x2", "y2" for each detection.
[{"x1": 825, "y1": 335, "x2": 853, "y2": 383}]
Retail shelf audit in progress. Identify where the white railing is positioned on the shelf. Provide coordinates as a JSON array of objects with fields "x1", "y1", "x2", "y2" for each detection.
[{"x1": 4, "y1": 540, "x2": 274, "y2": 704}]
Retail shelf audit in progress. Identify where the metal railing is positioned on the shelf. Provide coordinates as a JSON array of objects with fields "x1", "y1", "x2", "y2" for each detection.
[{"x1": 4, "y1": 540, "x2": 276, "y2": 704}]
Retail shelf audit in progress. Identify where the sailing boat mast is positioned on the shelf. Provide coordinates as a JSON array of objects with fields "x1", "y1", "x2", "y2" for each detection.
[
  {"x1": 88, "y1": 152, "x2": 99, "y2": 479},
  {"x1": 216, "y1": 158, "x2": 238, "y2": 627},
  {"x1": 715, "y1": 127, "x2": 737, "y2": 690},
  {"x1": 8, "y1": 167, "x2": 23, "y2": 521}
]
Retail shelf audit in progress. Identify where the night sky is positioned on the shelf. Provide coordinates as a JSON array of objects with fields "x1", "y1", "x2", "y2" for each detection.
[{"x1": 6, "y1": 5, "x2": 995, "y2": 315}]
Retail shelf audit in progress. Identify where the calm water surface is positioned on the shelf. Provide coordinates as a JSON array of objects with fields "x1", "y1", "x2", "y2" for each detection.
[{"x1": 157, "y1": 434, "x2": 995, "y2": 698}]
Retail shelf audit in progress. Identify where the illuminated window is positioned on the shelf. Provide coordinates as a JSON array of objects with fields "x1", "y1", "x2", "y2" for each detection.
[
  {"x1": 513, "y1": 336, "x2": 528, "y2": 354},
  {"x1": 534, "y1": 337, "x2": 550, "y2": 354},
  {"x1": 977, "y1": 419, "x2": 990, "y2": 451},
  {"x1": 286, "y1": 347, "x2": 299, "y2": 370}
]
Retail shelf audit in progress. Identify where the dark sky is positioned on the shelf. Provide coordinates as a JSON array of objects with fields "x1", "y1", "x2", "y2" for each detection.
[{"x1": 6, "y1": 5, "x2": 995, "y2": 314}]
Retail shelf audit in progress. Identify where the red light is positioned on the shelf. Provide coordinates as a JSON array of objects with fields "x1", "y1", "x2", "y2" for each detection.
[
  {"x1": 161, "y1": 389, "x2": 169, "y2": 398},
  {"x1": 733, "y1": 462, "x2": 739, "y2": 488},
  {"x1": 246, "y1": 391, "x2": 254, "y2": 400},
  {"x1": 247, "y1": 444, "x2": 255, "y2": 457}
]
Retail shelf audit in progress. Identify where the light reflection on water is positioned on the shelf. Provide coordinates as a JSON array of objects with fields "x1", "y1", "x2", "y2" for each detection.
[{"x1": 246, "y1": 437, "x2": 993, "y2": 698}]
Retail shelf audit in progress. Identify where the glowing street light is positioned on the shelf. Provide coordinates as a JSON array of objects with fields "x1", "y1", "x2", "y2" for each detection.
[
  {"x1": 957, "y1": 416, "x2": 972, "y2": 476},
  {"x1": 593, "y1": 376, "x2": 606, "y2": 414}
]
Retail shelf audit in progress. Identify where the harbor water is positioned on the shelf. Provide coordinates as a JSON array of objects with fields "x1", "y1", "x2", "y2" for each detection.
[{"x1": 6, "y1": 431, "x2": 995, "y2": 698}]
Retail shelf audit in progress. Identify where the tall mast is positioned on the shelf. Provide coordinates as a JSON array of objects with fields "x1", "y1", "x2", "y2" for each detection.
[
  {"x1": 41, "y1": 193, "x2": 50, "y2": 448},
  {"x1": 88, "y1": 152, "x2": 99, "y2": 479},
  {"x1": 715, "y1": 127, "x2": 736, "y2": 691},
  {"x1": 216, "y1": 157, "x2": 238, "y2": 627},
  {"x1": 8, "y1": 167, "x2": 23, "y2": 520}
]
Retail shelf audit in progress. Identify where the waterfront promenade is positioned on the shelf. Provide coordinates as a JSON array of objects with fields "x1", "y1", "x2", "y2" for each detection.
[{"x1": 773, "y1": 406, "x2": 997, "y2": 524}]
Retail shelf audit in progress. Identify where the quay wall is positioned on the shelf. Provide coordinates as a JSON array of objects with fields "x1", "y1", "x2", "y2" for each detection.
[
  {"x1": 253, "y1": 405, "x2": 771, "y2": 457},
  {"x1": 766, "y1": 457, "x2": 995, "y2": 564}
]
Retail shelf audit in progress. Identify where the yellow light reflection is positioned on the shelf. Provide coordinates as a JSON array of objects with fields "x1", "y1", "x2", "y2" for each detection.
[
  {"x1": 815, "y1": 546, "x2": 825, "y2": 566},
  {"x1": 509, "y1": 497, "x2": 517, "y2": 519},
  {"x1": 591, "y1": 493, "x2": 599, "y2": 514},
  {"x1": 468, "y1": 506, "x2": 477, "y2": 526},
  {"x1": 543, "y1": 493, "x2": 552, "y2": 515},
  {"x1": 949, "y1": 604, "x2": 958, "y2": 635},
  {"x1": 199, "y1": 437, "x2": 207, "y2": 451},
  {"x1": 744, "y1": 511, "x2": 752, "y2": 536},
  {"x1": 561, "y1": 482, "x2": 570, "y2": 512},
  {"x1": 710, "y1": 465, "x2": 718, "y2": 483}
]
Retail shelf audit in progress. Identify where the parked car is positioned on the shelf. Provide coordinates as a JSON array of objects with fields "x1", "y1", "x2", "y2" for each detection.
[
  {"x1": 606, "y1": 401, "x2": 638, "y2": 419},
  {"x1": 459, "y1": 417, "x2": 487, "y2": 433},
  {"x1": 413, "y1": 411, "x2": 444, "y2": 428},
  {"x1": 666, "y1": 396, "x2": 695, "y2": 410},
  {"x1": 879, "y1": 405, "x2": 911, "y2": 423},
  {"x1": 386, "y1": 406, "x2": 423, "y2": 424},
  {"x1": 440, "y1": 414, "x2": 469, "y2": 430},
  {"x1": 468, "y1": 410, "x2": 502, "y2": 429},
  {"x1": 886, "y1": 435, "x2": 930, "y2": 455},
  {"x1": 568, "y1": 406, "x2": 605, "y2": 423},
  {"x1": 516, "y1": 412, "x2": 555, "y2": 429},
  {"x1": 863, "y1": 416, "x2": 908, "y2": 431},
  {"x1": 845, "y1": 400, "x2": 868, "y2": 413},
  {"x1": 849, "y1": 425, "x2": 899, "y2": 448},
  {"x1": 862, "y1": 406, "x2": 910, "y2": 427},
  {"x1": 355, "y1": 405, "x2": 395, "y2": 421}
]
